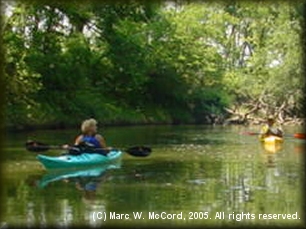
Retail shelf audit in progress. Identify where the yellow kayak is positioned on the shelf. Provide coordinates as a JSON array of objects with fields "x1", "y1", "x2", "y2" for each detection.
[
  {"x1": 260, "y1": 136, "x2": 283, "y2": 153},
  {"x1": 260, "y1": 135, "x2": 284, "y2": 144}
]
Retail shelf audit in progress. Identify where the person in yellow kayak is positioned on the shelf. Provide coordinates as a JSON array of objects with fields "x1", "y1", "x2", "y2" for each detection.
[{"x1": 259, "y1": 116, "x2": 283, "y2": 139}]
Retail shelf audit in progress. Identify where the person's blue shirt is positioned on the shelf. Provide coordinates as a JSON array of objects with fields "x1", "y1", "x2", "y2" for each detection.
[{"x1": 81, "y1": 135, "x2": 101, "y2": 148}]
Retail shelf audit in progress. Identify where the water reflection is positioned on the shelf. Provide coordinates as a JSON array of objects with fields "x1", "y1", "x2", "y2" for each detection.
[
  {"x1": 36, "y1": 162, "x2": 121, "y2": 227},
  {"x1": 1, "y1": 126, "x2": 304, "y2": 227},
  {"x1": 262, "y1": 142, "x2": 283, "y2": 154},
  {"x1": 38, "y1": 162, "x2": 121, "y2": 189}
]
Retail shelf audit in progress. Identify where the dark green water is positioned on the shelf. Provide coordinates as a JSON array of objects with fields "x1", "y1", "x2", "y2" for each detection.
[{"x1": 1, "y1": 125, "x2": 304, "y2": 227}]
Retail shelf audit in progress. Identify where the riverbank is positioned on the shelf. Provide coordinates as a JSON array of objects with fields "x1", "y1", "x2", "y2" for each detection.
[
  {"x1": 4, "y1": 110, "x2": 172, "y2": 132},
  {"x1": 4, "y1": 111, "x2": 304, "y2": 132}
]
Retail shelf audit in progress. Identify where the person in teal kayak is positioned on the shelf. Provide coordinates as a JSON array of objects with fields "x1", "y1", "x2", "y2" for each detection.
[
  {"x1": 63, "y1": 118, "x2": 107, "y2": 152},
  {"x1": 75, "y1": 118, "x2": 107, "y2": 148},
  {"x1": 259, "y1": 116, "x2": 283, "y2": 139}
]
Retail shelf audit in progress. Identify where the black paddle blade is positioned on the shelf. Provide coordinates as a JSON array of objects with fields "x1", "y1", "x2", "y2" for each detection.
[
  {"x1": 126, "y1": 146, "x2": 152, "y2": 157},
  {"x1": 25, "y1": 140, "x2": 50, "y2": 152}
]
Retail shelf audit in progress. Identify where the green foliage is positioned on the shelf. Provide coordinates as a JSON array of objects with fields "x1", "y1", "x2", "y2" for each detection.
[
  {"x1": 3, "y1": 1, "x2": 304, "y2": 128},
  {"x1": 221, "y1": 2, "x2": 304, "y2": 120}
]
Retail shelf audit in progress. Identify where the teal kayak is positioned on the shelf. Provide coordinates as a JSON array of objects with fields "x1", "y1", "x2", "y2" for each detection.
[{"x1": 37, "y1": 150, "x2": 122, "y2": 169}]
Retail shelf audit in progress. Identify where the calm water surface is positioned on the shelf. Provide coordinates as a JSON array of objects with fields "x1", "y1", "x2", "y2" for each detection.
[{"x1": 1, "y1": 125, "x2": 304, "y2": 227}]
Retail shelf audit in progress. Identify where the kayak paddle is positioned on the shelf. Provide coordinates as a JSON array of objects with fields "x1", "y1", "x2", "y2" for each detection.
[
  {"x1": 293, "y1": 133, "x2": 306, "y2": 140},
  {"x1": 25, "y1": 140, "x2": 152, "y2": 157},
  {"x1": 242, "y1": 132, "x2": 306, "y2": 139}
]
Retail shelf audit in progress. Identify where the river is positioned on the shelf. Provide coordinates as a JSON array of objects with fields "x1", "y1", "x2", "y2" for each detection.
[{"x1": 1, "y1": 125, "x2": 304, "y2": 227}]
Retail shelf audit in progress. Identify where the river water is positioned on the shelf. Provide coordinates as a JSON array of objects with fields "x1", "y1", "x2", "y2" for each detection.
[{"x1": 1, "y1": 125, "x2": 304, "y2": 227}]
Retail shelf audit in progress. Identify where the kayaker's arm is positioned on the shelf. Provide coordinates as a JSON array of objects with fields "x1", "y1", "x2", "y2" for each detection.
[
  {"x1": 95, "y1": 134, "x2": 107, "y2": 148},
  {"x1": 75, "y1": 135, "x2": 83, "y2": 145},
  {"x1": 274, "y1": 127, "x2": 283, "y2": 137},
  {"x1": 259, "y1": 125, "x2": 269, "y2": 139}
]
